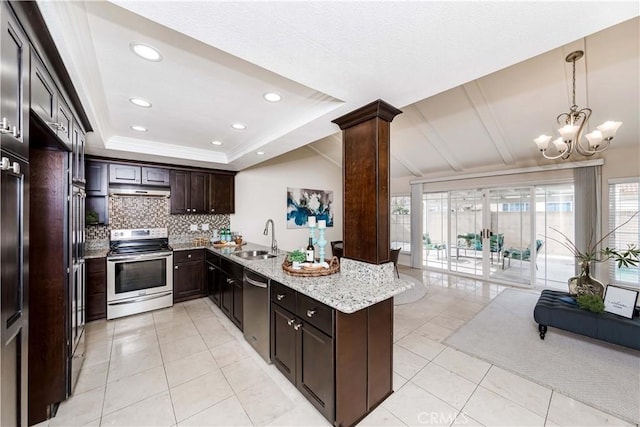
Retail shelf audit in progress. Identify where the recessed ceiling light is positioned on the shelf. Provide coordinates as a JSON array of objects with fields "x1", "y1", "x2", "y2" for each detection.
[
  {"x1": 256, "y1": 151, "x2": 265, "y2": 155},
  {"x1": 129, "y1": 97, "x2": 152, "y2": 108},
  {"x1": 131, "y1": 125, "x2": 148, "y2": 132},
  {"x1": 263, "y1": 92, "x2": 282, "y2": 102},
  {"x1": 130, "y1": 43, "x2": 162, "y2": 61},
  {"x1": 211, "y1": 140, "x2": 223, "y2": 146},
  {"x1": 231, "y1": 123, "x2": 246, "y2": 130}
]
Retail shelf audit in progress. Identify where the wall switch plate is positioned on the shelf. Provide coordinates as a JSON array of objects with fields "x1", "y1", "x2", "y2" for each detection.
[
  {"x1": 190, "y1": 224, "x2": 198, "y2": 231},
  {"x1": 201, "y1": 224, "x2": 209, "y2": 231}
]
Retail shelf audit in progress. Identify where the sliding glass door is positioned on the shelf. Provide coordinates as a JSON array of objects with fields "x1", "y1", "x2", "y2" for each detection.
[
  {"x1": 422, "y1": 183, "x2": 575, "y2": 288},
  {"x1": 449, "y1": 190, "x2": 484, "y2": 277},
  {"x1": 488, "y1": 187, "x2": 533, "y2": 285}
]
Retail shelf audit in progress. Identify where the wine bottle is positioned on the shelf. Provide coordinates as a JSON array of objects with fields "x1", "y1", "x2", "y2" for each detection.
[{"x1": 306, "y1": 237, "x2": 315, "y2": 262}]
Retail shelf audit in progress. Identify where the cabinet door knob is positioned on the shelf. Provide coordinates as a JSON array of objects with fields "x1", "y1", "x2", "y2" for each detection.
[
  {"x1": 193, "y1": 209, "x2": 197, "y2": 212},
  {"x1": 306, "y1": 309, "x2": 317, "y2": 318},
  {"x1": 187, "y1": 209, "x2": 191, "y2": 212},
  {"x1": 188, "y1": 254, "x2": 192, "y2": 258},
  {"x1": 209, "y1": 266, "x2": 214, "y2": 271},
  {"x1": 287, "y1": 319, "x2": 295, "y2": 326},
  {"x1": 0, "y1": 157, "x2": 10, "y2": 170},
  {"x1": 11, "y1": 162, "x2": 20, "y2": 175},
  {"x1": 276, "y1": 294, "x2": 285, "y2": 301},
  {"x1": 0, "y1": 117, "x2": 9, "y2": 132},
  {"x1": 211, "y1": 208, "x2": 215, "y2": 212},
  {"x1": 12, "y1": 126, "x2": 20, "y2": 138},
  {"x1": 293, "y1": 322, "x2": 302, "y2": 331},
  {"x1": 174, "y1": 266, "x2": 179, "y2": 269},
  {"x1": 226, "y1": 278, "x2": 234, "y2": 284}
]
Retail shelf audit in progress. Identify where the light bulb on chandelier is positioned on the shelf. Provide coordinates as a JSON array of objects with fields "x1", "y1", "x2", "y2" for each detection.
[{"x1": 533, "y1": 50, "x2": 622, "y2": 160}]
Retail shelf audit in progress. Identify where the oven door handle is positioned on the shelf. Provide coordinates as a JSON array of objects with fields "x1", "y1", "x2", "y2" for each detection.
[
  {"x1": 107, "y1": 251, "x2": 173, "y2": 262},
  {"x1": 108, "y1": 292, "x2": 173, "y2": 306}
]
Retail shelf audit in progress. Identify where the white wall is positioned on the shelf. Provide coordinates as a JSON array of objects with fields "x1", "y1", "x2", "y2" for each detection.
[{"x1": 232, "y1": 147, "x2": 343, "y2": 254}]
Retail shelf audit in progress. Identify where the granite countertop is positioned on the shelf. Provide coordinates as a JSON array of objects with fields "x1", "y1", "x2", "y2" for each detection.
[
  {"x1": 204, "y1": 242, "x2": 414, "y2": 314},
  {"x1": 85, "y1": 248, "x2": 109, "y2": 259},
  {"x1": 88, "y1": 240, "x2": 413, "y2": 313}
]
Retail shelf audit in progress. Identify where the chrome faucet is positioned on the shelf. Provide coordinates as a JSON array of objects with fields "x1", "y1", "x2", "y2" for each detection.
[{"x1": 263, "y1": 219, "x2": 277, "y2": 253}]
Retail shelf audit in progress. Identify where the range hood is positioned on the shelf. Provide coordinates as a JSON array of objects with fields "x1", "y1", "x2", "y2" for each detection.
[{"x1": 109, "y1": 186, "x2": 170, "y2": 197}]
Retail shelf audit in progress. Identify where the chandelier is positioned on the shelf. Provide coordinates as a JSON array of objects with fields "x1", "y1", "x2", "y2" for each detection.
[{"x1": 534, "y1": 50, "x2": 622, "y2": 160}]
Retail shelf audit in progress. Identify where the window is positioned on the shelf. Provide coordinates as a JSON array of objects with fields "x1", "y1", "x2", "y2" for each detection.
[
  {"x1": 608, "y1": 179, "x2": 640, "y2": 288},
  {"x1": 500, "y1": 202, "x2": 530, "y2": 212},
  {"x1": 391, "y1": 195, "x2": 411, "y2": 253}
]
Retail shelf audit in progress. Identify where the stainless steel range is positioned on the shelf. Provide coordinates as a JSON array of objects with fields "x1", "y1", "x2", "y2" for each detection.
[{"x1": 107, "y1": 228, "x2": 173, "y2": 319}]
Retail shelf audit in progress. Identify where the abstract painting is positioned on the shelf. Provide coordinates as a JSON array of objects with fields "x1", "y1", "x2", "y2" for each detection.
[{"x1": 287, "y1": 187, "x2": 334, "y2": 228}]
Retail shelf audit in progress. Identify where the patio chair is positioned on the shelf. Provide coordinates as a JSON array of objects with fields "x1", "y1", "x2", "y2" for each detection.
[
  {"x1": 423, "y1": 233, "x2": 447, "y2": 259},
  {"x1": 502, "y1": 239, "x2": 544, "y2": 270},
  {"x1": 331, "y1": 240, "x2": 343, "y2": 259},
  {"x1": 390, "y1": 248, "x2": 401, "y2": 278},
  {"x1": 489, "y1": 234, "x2": 504, "y2": 263}
]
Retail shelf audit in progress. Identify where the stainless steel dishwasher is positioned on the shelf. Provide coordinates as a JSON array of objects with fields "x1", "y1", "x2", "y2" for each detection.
[{"x1": 243, "y1": 269, "x2": 270, "y2": 362}]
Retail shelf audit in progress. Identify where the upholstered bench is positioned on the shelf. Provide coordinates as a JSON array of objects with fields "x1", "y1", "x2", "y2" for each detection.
[{"x1": 533, "y1": 289, "x2": 640, "y2": 351}]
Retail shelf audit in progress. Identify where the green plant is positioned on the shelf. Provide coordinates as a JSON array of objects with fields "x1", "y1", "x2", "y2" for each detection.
[
  {"x1": 86, "y1": 210, "x2": 99, "y2": 224},
  {"x1": 576, "y1": 294, "x2": 605, "y2": 313},
  {"x1": 288, "y1": 249, "x2": 306, "y2": 263},
  {"x1": 549, "y1": 211, "x2": 640, "y2": 268}
]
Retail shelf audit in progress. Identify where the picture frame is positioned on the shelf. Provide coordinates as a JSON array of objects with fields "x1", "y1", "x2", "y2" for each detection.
[
  {"x1": 286, "y1": 187, "x2": 334, "y2": 229},
  {"x1": 603, "y1": 285, "x2": 639, "y2": 319}
]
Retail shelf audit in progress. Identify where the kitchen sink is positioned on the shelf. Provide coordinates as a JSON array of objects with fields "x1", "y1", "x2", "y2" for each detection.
[{"x1": 233, "y1": 250, "x2": 276, "y2": 260}]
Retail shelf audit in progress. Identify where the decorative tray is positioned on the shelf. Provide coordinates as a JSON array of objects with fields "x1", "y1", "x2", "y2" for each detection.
[
  {"x1": 212, "y1": 241, "x2": 247, "y2": 248},
  {"x1": 282, "y1": 256, "x2": 340, "y2": 277}
]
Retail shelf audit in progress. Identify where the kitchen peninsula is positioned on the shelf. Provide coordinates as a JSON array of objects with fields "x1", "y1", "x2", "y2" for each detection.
[{"x1": 173, "y1": 241, "x2": 413, "y2": 427}]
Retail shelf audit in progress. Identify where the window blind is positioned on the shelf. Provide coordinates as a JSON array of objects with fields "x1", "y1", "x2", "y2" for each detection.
[{"x1": 608, "y1": 179, "x2": 640, "y2": 288}]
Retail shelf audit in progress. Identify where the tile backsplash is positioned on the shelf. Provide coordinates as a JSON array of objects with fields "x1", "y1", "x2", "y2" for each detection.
[{"x1": 86, "y1": 196, "x2": 230, "y2": 244}]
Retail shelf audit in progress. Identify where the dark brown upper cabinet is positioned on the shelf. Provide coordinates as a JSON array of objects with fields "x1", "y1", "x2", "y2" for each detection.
[
  {"x1": 109, "y1": 163, "x2": 141, "y2": 185},
  {"x1": 30, "y1": 51, "x2": 73, "y2": 151},
  {"x1": 170, "y1": 170, "x2": 207, "y2": 214},
  {"x1": 85, "y1": 161, "x2": 108, "y2": 196},
  {"x1": 208, "y1": 173, "x2": 235, "y2": 214},
  {"x1": 71, "y1": 119, "x2": 85, "y2": 184},
  {"x1": 0, "y1": 2, "x2": 29, "y2": 160},
  {"x1": 141, "y1": 166, "x2": 169, "y2": 186}
]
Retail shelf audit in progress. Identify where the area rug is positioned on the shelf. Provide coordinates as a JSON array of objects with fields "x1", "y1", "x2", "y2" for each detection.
[
  {"x1": 394, "y1": 273, "x2": 427, "y2": 305},
  {"x1": 445, "y1": 288, "x2": 640, "y2": 424}
]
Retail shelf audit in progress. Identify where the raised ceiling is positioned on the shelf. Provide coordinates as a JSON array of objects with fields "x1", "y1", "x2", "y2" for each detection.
[{"x1": 38, "y1": 2, "x2": 639, "y2": 176}]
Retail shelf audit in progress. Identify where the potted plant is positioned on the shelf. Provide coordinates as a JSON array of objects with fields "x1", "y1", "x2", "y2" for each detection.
[
  {"x1": 549, "y1": 212, "x2": 639, "y2": 297},
  {"x1": 288, "y1": 249, "x2": 306, "y2": 269}
]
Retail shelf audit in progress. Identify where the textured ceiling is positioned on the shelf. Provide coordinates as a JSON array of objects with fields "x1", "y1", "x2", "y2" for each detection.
[{"x1": 37, "y1": 1, "x2": 639, "y2": 174}]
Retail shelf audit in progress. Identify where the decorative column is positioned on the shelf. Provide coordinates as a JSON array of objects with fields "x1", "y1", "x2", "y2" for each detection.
[
  {"x1": 332, "y1": 99, "x2": 402, "y2": 264},
  {"x1": 331, "y1": 100, "x2": 402, "y2": 427}
]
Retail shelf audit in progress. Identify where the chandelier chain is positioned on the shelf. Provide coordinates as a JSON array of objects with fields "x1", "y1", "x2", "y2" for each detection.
[{"x1": 571, "y1": 57, "x2": 577, "y2": 110}]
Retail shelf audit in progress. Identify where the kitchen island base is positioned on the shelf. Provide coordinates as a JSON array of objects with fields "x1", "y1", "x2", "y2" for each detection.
[{"x1": 271, "y1": 280, "x2": 393, "y2": 427}]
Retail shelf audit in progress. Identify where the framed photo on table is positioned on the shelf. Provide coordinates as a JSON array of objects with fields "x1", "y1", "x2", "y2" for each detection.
[{"x1": 603, "y1": 285, "x2": 639, "y2": 319}]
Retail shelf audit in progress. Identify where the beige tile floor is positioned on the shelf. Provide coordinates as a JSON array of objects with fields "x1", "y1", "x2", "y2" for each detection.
[{"x1": 34, "y1": 267, "x2": 633, "y2": 427}]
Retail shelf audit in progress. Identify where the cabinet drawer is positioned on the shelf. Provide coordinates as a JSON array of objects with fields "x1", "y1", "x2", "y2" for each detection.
[
  {"x1": 220, "y1": 257, "x2": 243, "y2": 278},
  {"x1": 206, "y1": 251, "x2": 221, "y2": 266},
  {"x1": 271, "y1": 280, "x2": 296, "y2": 313},
  {"x1": 297, "y1": 293, "x2": 333, "y2": 337},
  {"x1": 86, "y1": 257, "x2": 106, "y2": 274},
  {"x1": 174, "y1": 249, "x2": 205, "y2": 263}
]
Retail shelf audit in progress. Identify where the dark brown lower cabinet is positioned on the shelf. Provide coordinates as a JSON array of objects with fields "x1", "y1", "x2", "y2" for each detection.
[
  {"x1": 206, "y1": 253, "x2": 221, "y2": 307},
  {"x1": 270, "y1": 280, "x2": 393, "y2": 427},
  {"x1": 173, "y1": 250, "x2": 205, "y2": 303},
  {"x1": 271, "y1": 289, "x2": 334, "y2": 422},
  {"x1": 86, "y1": 258, "x2": 106, "y2": 321},
  {"x1": 219, "y1": 257, "x2": 243, "y2": 330}
]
